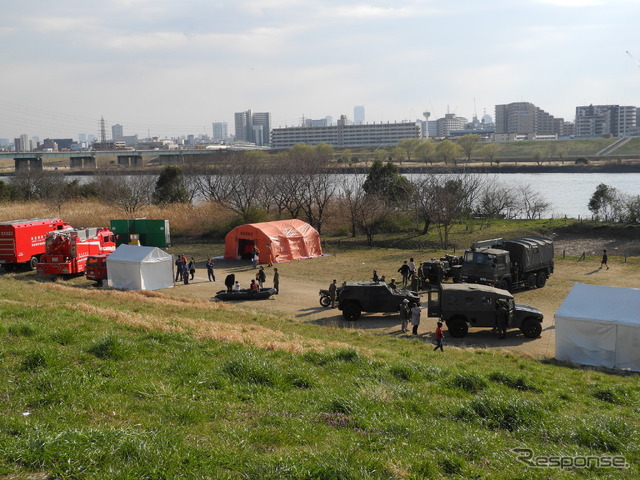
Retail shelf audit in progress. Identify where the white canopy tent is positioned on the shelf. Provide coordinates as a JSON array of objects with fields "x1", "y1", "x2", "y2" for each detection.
[
  {"x1": 555, "y1": 283, "x2": 640, "y2": 372},
  {"x1": 106, "y1": 244, "x2": 173, "y2": 291}
]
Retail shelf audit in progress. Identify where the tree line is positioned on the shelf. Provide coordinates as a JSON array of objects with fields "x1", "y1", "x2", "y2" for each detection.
[{"x1": 2, "y1": 143, "x2": 636, "y2": 247}]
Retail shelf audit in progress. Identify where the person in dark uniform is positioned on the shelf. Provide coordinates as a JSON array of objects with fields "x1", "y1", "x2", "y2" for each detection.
[
  {"x1": 328, "y1": 279, "x2": 338, "y2": 308},
  {"x1": 600, "y1": 249, "x2": 609, "y2": 270},
  {"x1": 224, "y1": 274, "x2": 235, "y2": 292},
  {"x1": 496, "y1": 299, "x2": 509, "y2": 339}
]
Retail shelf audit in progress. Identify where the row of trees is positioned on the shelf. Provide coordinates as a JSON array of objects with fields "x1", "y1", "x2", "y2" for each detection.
[
  {"x1": 0, "y1": 144, "x2": 554, "y2": 248},
  {"x1": 5, "y1": 145, "x2": 636, "y2": 246},
  {"x1": 588, "y1": 183, "x2": 640, "y2": 223}
]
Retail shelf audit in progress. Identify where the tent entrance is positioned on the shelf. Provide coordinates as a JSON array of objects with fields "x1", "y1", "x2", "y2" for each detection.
[{"x1": 238, "y1": 239, "x2": 255, "y2": 260}]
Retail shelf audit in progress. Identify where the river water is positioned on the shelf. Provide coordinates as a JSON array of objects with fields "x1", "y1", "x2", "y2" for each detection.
[
  {"x1": 73, "y1": 172, "x2": 640, "y2": 219},
  {"x1": 479, "y1": 173, "x2": 640, "y2": 219}
]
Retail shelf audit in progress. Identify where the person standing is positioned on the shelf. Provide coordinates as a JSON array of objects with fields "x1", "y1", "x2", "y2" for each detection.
[
  {"x1": 174, "y1": 255, "x2": 184, "y2": 282},
  {"x1": 181, "y1": 260, "x2": 189, "y2": 285},
  {"x1": 328, "y1": 279, "x2": 338, "y2": 308},
  {"x1": 251, "y1": 245, "x2": 260, "y2": 268},
  {"x1": 399, "y1": 299, "x2": 410, "y2": 333},
  {"x1": 257, "y1": 266, "x2": 266, "y2": 288},
  {"x1": 410, "y1": 302, "x2": 421, "y2": 335},
  {"x1": 188, "y1": 257, "x2": 196, "y2": 281},
  {"x1": 206, "y1": 257, "x2": 215, "y2": 281},
  {"x1": 600, "y1": 249, "x2": 609, "y2": 270},
  {"x1": 398, "y1": 261, "x2": 410, "y2": 286},
  {"x1": 433, "y1": 321, "x2": 444, "y2": 351},
  {"x1": 496, "y1": 300, "x2": 509, "y2": 339},
  {"x1": 408, "y1": 257, "x2": 416, "y2": 281},
  {"x1": 224, "y1": 273, "x2": 235, "y2": 292},
  {"x1": 273, "y1": 267, "x2": 280, "y2": 294}
]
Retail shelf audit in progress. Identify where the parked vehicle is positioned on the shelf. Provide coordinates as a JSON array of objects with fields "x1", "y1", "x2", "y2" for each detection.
[
  {"x1": 420, "y1": 254, "x2": 463, "y2": 285},
  {"x1": 319, "y1": 288, "x2": 332, "y2": 307},
  {"x1": 337, "y1": 281, "x2": 420, "y2": 321},
  {"x1": 0, "y1": 218, "x2": 70, "y2": 271},
  {"x1": 37, "y1": 227, "x2": 117, "y2": 276},
  {"x1": 426, "y1": 283, "x2": 543, "y2": 338},
  {"x1": 459, "y1": 237, "x2": 554, "y2": 291},
  {"x1": 85, "y1": 253, "x2": 111, "y2": 286}
]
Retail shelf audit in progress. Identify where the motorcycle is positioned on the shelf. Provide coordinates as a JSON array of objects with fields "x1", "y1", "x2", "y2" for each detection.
[{"x1": 319, "y1": 289, "x2": 332, "y2": 307}]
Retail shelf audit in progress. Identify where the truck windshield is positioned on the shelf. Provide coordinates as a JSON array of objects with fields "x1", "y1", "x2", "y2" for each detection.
[{"x1": 464, "y1": 252, "x2": 495, "y2": 265}]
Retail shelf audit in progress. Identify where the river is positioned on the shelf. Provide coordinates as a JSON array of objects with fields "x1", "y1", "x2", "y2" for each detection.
[{"x1": 72, "y1": 172, "x2": 640, "y2": 220}]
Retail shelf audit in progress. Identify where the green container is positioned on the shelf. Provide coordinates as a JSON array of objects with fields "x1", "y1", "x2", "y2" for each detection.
[
  {"x1": 110, "y1": 220, "x2": 132, "y2": 246},
  {"x1": 109, "y1": 219, "x2": 170, "y2": 248}
]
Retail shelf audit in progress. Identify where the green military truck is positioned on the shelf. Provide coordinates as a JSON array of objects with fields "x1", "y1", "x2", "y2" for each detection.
[
  {"x1": 426, "y1": 283, "x2": 543, "y2": 338},
  {"x1": 337, "y1": 281, "x2": 420, "y2": 321},
  {"x1": 459, "y1": 236, "x2": 554, "y2": 291}
]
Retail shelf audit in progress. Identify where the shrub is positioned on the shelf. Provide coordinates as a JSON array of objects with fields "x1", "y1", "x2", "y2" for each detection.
[{"x1": 592, "y1": 387, "x2": 631, "y2": 405}]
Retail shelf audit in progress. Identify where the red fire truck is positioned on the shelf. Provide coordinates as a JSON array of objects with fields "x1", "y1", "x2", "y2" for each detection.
[
  {"x1": 37, "y1": 227, "x2": 117, "y2": 276},
  {"x1": 85, "y1": 253, "x2": 110, "y2": 286},
  {"x1": 0, "y1": 218, "x2": 71, "y2": 271}
]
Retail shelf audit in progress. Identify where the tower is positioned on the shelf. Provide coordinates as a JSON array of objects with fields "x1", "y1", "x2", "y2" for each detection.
[{"x1": 422, "y1": 111, "x2": 431, "y2": 138}]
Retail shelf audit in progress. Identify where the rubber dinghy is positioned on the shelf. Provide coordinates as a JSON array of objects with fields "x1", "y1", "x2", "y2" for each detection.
[{"x1": 214, "y1": 288, "x2": 276, "y2": 301}]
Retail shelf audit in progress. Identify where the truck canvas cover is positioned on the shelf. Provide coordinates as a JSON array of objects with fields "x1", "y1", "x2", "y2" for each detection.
[{"x1": 503, "y1": 237, "x2": 554, "y2": 270}]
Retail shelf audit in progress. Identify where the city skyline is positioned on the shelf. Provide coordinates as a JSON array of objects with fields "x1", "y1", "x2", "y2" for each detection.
[{"x1": 1, "y1": 0, "x2": 639, "y2": 140}]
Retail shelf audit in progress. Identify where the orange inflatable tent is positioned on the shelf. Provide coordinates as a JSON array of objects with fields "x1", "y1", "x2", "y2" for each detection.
[{"x1": 224, "y1": 219, "x2": 323, "y2": 264}]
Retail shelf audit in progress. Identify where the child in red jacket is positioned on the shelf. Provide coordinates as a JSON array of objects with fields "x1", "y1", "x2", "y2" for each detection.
[{"x1": 434, "y1": 321, "x2": 444, "y2": 352}]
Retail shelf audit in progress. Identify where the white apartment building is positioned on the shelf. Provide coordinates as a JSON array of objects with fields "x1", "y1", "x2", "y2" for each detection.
[{"x1": 271, "y1": 115, "x2": 421, "y2": 149}]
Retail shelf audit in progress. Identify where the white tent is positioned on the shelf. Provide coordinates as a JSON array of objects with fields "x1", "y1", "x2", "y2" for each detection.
[
  {"x1": 106, "y1": 244, "x2": 173, "y2": 291},
  {"x1": 555, "y1": 283, "x2": 640, "y2": 372}
]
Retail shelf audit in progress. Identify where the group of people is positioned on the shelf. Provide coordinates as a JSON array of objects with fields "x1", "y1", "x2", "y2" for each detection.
[
  {"x1": 224, "y1": 267, "x2": 280, "y2": 294},
  {"x1": 175, "y1": 256, "x2": 217, "y2": 284},
  {"x1": 371, "y1": 257, "x2": 423, "y2": 291},
  {"x1": 174, "y1": 255, "x2": 196, "y2": 284},
  {"x1": 398, "y1": 299, "x2": 444, "y2": 351}
]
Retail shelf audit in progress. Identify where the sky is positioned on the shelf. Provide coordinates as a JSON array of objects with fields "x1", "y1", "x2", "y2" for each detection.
[{"x1": 1, "y1": 0, "x2": 639, "y2": 141}]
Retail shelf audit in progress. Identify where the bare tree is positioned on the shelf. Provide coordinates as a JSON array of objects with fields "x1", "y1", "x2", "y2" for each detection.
[
  {"x1": 96, "y1": 173, "x2": 156, "y2": 216},
  {"x1": 457, "y1": 134, "x2": 482, "y2": 162},
  {"x1": 516, "y1": 184, "x2": 550, "y2": 219},
  {"x1": 338, "y1": 173, "x2": 367, "y2": 237},
  {"x1": 356, "y1": 193, "x2": 392, "y2": 246}
]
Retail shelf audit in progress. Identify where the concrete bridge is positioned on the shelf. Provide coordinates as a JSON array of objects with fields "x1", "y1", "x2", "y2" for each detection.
[{"x1": 0, "y1": 148, "x2": 227, "y2": 172}]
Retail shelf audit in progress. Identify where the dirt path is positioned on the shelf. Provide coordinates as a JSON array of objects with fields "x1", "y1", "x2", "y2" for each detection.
[{"x1": 163, "y1": 249, "x2": 639, "y2": 359}]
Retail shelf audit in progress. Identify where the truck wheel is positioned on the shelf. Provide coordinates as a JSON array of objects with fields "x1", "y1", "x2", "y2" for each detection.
[
  {"x1": 29, "y1": 256, "x2": 39, "y2": 271},
  {"x1": 520, "y1": 318, "x2": 542, "y2": 338},
  {"x1": 497, "y1": 279, "x2": 510, "y2": 291},
  {"x1": 319, "y1": 295, "x2": 331, "y2": 308},
  {"x1": 527, "y1": 273, "x2": 537, "y2": 289},
  {"x1": 447, "y1": 317, "x2": 468, "y2": 338},
  {"x1": 536, "y1": 273, "x2": 547, "y2": 288},
  {"x1": 342, "y1": 301, "x2": 361, "y2": 321}
]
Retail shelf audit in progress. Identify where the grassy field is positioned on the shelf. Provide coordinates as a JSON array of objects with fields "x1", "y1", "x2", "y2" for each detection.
[{"x1": 0, "y1": 259, "x2": 638, "y2": 478}]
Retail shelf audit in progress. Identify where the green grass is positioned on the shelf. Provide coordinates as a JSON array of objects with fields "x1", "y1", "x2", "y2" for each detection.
[{"x1": 0, "y1": 278, "x2": 638, "y2": 478}]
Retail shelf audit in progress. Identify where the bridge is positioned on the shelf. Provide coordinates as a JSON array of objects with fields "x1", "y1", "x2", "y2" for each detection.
[{"x1": 0, "y1": 147, "x2": 241, "y2": 173}]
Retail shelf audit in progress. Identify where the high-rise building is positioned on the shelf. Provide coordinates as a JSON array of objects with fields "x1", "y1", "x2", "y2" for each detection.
[
  {"x1": 495, "y1": 102, "x2": 564, "y2": 136},
  {"x1": 18, "y1": 134, "x2": 31, "y2": 152},
  {"x1": 435, "y1": 113, "x2": 468, "y2": 137},
  {"x1": 112, "y1": 124, "x2": 124, "y2": 141},
  {"x1": 234, "y1": 110, "x2": 271, "y2": 146},
  {"x1": 575, "y1": 105, "x2": 636, "y2": 137},
  {"x1": 354, "y1": 106, "x2": 365, "y2": 125},
  {"x1": 212, "y1": 122, "x2": 228, "y2": 142}
]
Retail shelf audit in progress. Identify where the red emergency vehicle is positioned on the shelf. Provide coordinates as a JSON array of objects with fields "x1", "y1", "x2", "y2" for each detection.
[
  {"x1": 37, "y1": 227, "x2": 117, "y2": 276},
  {"x1": 85, "y1": 253, "x2": 110, "y2": 286},
  {"x1": 0, "y1": 218, "x2": 70, "y2": 271}
]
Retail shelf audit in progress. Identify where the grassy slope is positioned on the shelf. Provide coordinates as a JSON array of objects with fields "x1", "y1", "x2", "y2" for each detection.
[{"x1": 0, "y1": 275, "x2": 638, "y2": 479}]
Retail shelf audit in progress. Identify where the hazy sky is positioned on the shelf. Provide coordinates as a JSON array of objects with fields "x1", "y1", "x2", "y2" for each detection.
[{"x1": 1, "y1": 0, "x2": 639, "y2": 141}]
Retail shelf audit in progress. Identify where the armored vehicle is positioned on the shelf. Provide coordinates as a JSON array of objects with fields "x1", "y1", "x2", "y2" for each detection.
[
  {"x1": 459, "y1": 236, "x2": 554, "y2": 291},
  {"x1": 426, "y1": 283, "x2": 543, "y2": 338},
  {"x1": 337, "y1": 281, "x2": 420, "y2": 321},
  {"x1": 420, "y1": 254, "x2": 463, "y2": 285}
]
